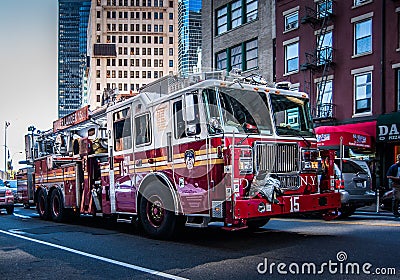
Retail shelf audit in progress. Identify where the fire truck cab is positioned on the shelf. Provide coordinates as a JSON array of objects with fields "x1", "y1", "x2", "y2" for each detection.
[{"x1": 22, "y1": 72, "x2": 340, "y2": 238}]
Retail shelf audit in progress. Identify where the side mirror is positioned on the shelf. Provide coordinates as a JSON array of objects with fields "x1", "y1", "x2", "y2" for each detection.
[
  {"x1": 186, "y1": 125, "x2": 198, "y2": 136},
  {"x1": 208, "y1": 117, "x2": 223, "y2": 134}
]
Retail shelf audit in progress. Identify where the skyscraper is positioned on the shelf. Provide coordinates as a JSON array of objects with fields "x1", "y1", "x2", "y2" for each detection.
[
  {"x1": 178, "y1": 0, "x2": 202, "y2": 76},
  {"x1": 86, "y1": 0, "x2": 178, "y2": 110},
  {"x1": 58, "y1": 0, "x2": 91, "y2": 118}
]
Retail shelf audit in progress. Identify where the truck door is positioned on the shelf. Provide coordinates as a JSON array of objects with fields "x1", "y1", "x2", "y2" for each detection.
[
  {"x1": 171, "y1": 92, "x2": 209, "y2": 214},
  {"x1": 109, "y1": 105, "x2": 135, "y2": 213}
]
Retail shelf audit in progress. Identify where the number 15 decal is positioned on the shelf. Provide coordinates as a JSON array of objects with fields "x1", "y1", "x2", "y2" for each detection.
[{"x1": 290, "y1": 196, "x2": 300, "y2": 212}]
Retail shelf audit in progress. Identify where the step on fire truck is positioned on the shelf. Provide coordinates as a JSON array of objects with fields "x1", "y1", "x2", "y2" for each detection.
[{"x1": 18, "y1": 72, "x2": 340, "y2": 238}]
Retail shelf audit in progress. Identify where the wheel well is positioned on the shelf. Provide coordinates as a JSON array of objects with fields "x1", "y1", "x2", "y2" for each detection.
[
  {"x1": 137, "y1": 174, "x2": 181, "y2": 214},
  {"x1": 35, "y1": 186, "x2": 62, "y2": 204}
]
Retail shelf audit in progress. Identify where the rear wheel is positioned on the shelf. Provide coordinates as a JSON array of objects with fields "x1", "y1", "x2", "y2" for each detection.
[
  {"x1": 6, "y1": 205, "x2": 14, "y2": 215},
  {"x1": 50, "y1": 189, "x2": 65, "y2": 222},
  {"x1": 37, "y1": 189, "x2": 49, "y2": 220},
  {"x1": 139, "y1": 182, "x2": 177, "y2": 239}
]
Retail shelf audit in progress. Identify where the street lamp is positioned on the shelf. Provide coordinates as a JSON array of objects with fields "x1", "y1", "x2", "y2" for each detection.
[{"x1": 4, "y1": 121, "x2": 10, "y2": 176}]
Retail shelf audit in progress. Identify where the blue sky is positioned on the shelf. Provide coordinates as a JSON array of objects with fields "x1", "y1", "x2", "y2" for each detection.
[{"x1": 0, "y1": 0, "x2": 58, "y2": 170}]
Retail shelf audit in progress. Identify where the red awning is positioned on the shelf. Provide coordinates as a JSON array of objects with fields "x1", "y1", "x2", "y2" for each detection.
[{"x1": 315, "y1": 121, "x2": 376, "y2": 149}]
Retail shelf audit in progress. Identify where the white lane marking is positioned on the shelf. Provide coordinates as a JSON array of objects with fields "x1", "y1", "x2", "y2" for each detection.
[
  {"x1": 0, "y1": 229, "x2": 188, "y2": 280},
  {"x1": 13, "y1": 213, "x2": 31, "y2": 219}
]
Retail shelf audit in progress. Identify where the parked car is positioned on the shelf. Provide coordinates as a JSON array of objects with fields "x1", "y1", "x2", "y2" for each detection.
[
  {"x1": 0, "y1": 179, "x2": 14, "y2": 214},
  {"x1": 5, "y1": 180, "x2": 18, "y2": 202},
  {"x1": 334, "y1": 158, "x2": 375, "y2": 218}
]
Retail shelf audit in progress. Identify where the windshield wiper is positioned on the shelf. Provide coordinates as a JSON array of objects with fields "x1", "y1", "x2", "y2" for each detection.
[{"x1": 275, "y1": 126, "x2": 311, "y2": 147}]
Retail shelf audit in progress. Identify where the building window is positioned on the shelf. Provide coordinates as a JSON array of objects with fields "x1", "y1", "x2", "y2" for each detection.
[
  {"x1": 230, "y1": 45, "x2": 242, "y2": 70},
  {"x1": 316, "y1": 80, "x2": 333, "y2": 118},
  {"x1": 216, "y1": 7, "x2": 228, "y2": 35},
  {"x1": 285, "y1": 12, "x2": 298, "y2": 31},
  {"x1": 317, "y1": 0, "x2": 332, "y2": 19},
  {"x1": 245, "y1": 39, "x2": 258, "y2": 70},
  {"x1": 216, "y1": 0, "x2": 258, "y2": 35},
  {"x1": 231, "y1": 0, "x2": 242, "y2": 29},
  {"x1": 169, "y1": 60, "x2": 173, "y2": 67},
  {"x1": 216, "y1": 39, "x2": 258, "y2": 72},
  {"x1": 354, "y1": 18, "x2": 372, "y2": 55},
  {"x1": 354, "y1": 0, "x2": 371, "y2": 6},
  {"x1": 285, "y1": 42, "x2": 299, "y2": 74},
  {"x1": 317, "y1": 31, "x2": 333, "y2": 65},
  {"x1": 246, "y1": 0, "x2": 258, "y2": 22},
  {"x1": 169, "y1": 13, "x2": 173, "y2": 20},
  {"x1": 216, "y1": 51, "x2": 227, "y2": 71},
  {"x1": 354, "y1": 72, "x2": 372, "y2": 114}
]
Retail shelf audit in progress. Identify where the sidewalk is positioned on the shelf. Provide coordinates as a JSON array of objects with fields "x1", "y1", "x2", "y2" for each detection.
[{"x1": 355, "y1": 203, "x2": 394, "y2": 217}]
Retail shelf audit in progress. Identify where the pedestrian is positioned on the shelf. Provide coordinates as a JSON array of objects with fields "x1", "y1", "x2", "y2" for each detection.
[{"x1": 386, "y1": 154, "x2": 400, "y2": 217}]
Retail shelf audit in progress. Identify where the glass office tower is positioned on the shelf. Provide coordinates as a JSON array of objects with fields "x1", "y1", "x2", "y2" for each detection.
[
  {"x1": 58, "y1": 0, "x2": 91, "y2": 118},
  {"x1": 178, "y1": 0, "x2": 202, "y2": 77}
]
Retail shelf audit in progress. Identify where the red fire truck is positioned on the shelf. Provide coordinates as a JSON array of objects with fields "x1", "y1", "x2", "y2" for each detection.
[{"x1": 19, "y1": 72, "x2": 340, "y2": 238}]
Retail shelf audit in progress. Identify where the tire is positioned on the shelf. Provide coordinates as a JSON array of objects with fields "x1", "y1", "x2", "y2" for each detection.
[
  {"x1": 139, "y1": 182, "x2": 177, "y2": 239},
  {"x1": 50, "y1": 189, "x2": 65, "y2": 222},
  {"x1": 6, "y1": 205, "x2": 14, "y2": 215},
  {"x1": 247, "y1": 218, "x2": 270, "y2": 230},
  {"x1": 37, "y1": 189, "x2": 50, "y2": 220},
  {"x1": 339, "y1": 205, "x2": 356, "y2": 218}
]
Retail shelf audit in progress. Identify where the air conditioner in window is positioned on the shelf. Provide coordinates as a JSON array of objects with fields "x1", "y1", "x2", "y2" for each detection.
[{"x1": 286, "y1": 22, "x2": 297, "y2": 31}]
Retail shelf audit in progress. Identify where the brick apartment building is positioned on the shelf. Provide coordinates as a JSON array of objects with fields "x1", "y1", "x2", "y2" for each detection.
[{"x1": 275, "y1": 0, "x2": 400, "y2": 189}]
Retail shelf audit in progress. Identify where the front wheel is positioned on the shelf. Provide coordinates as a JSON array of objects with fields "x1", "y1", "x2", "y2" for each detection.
[
  {"x1": 139, "y1": 182, "x2": 177, "y2": 239},
  {"x1": 37, "y1": 189, "x2": 50, "y2": 220},
  {"x1": 50, "y1": 189, "x2": 65, "y2": 222}
]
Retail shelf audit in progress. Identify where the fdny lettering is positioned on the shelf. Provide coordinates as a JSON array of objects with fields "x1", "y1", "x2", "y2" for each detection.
[{"x1": 300, "y1": 175, "x2": 317, "y2": 187}]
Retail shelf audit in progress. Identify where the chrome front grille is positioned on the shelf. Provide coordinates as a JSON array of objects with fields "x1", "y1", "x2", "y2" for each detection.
[{"x1": 254, "y1": 142, "x2": 299, "y2": 173}]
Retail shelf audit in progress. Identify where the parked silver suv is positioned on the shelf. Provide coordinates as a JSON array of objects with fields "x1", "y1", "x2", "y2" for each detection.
[{"x1": 334, "y1": 158, "x2": 375, "y2": 217}]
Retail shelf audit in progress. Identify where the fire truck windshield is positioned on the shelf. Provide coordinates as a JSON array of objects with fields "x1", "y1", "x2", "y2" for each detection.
[
  {"x1": 202, "y1": 87, "x2": 273, "y2": 135},
  {"x1": 269, "y1": 94, "x2": 314, "y2": 137}
]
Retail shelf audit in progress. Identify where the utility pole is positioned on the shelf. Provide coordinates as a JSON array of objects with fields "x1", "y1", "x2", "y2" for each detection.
[{"x1": 4, "y1": 121, "x2": 10, "y2": 178}]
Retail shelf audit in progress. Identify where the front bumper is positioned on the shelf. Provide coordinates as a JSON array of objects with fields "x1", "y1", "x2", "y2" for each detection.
[
  {"x1": 0, "y1": 196, "x2": 14, "y2": 207},
  {"x1": 233, "y1": 192, "x2": 341, "y2": 219}
]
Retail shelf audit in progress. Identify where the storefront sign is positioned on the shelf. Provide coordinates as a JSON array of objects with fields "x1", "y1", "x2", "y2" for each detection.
[{"x1": 377, "y1": 112, "x2": 400, "y2": 142}]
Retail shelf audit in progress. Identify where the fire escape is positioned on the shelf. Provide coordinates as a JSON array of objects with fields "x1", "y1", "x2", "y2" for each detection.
[{"x1": 300, "y1": 0, "x2": 335, "y2": 123}]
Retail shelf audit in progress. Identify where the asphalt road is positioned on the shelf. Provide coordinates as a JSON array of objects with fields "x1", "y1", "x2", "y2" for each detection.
[{"x1": 0, "y1": 206, "x2": 399, "y2": 280}]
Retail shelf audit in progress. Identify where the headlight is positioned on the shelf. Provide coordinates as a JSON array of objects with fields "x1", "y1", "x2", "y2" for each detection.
[
  {"x1": 301, "y1": 148, "x2": 319, "y2": 171},
  {"x1": 239, "y1": 148, "x2": 253, "y2": 174}
]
